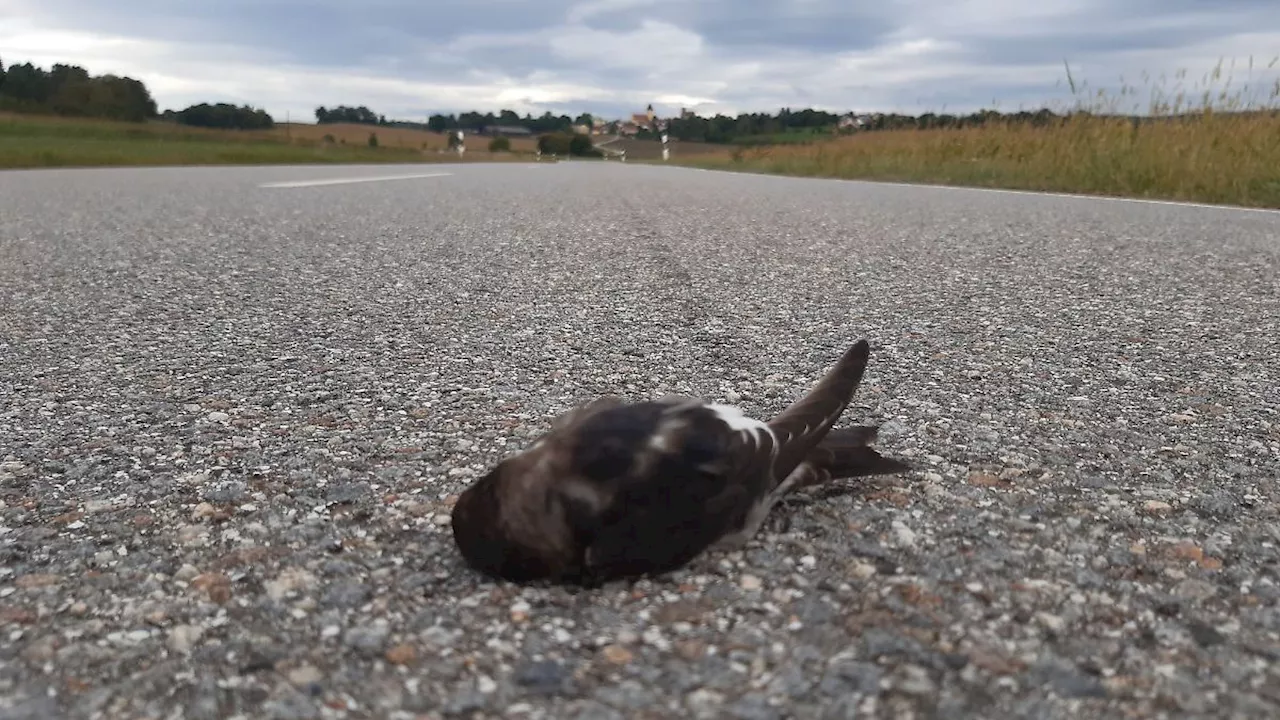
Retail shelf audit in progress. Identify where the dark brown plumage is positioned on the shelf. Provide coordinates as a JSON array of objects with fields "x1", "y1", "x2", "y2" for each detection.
[{"x1": 450, "y1": 339, "x2": 910, "y2": 585}]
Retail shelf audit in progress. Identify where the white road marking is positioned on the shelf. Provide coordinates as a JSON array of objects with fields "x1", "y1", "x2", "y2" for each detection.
[{"x1": 259, "y1": 172, "x2": 452, "y2": 188}]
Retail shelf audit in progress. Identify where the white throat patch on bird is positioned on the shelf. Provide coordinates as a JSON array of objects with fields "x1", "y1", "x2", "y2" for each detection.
[{"x1": 704, "y1": 403, "x2": 775, "y2": 445}]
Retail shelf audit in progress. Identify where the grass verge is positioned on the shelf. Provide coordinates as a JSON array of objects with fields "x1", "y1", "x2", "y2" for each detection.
[
  {"x1": 0, "y1": 114, "x2": 537, "y2": 169},
  {"x1": 675, "y1": 59, "x2": 1280, "y2": 209},
  {"x1": 272, "y1": 123, "x2": 540, "y2": 154}
]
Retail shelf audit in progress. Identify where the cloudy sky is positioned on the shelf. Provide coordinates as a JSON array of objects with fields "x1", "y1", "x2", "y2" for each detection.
[{"x1": 2, "y1": 0, "x2": 1278, "y2": 122}]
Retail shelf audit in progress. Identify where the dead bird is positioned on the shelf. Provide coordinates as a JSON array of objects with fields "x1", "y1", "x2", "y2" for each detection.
[{"x1": 450, "y1": 338, "x2": 910, "y2": 585}]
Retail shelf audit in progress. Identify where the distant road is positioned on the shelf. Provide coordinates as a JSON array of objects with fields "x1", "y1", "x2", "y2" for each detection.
[{"x1": 1, "y1": 162, "x2": 1277, "y2": 719}]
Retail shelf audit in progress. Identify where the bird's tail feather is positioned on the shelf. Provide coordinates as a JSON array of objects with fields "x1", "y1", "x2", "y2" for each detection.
[
  {"x1": 805, "y1": 425, "x2": 911, "y2": 481},
  {"x1": 766, "y1": 340, "x2": 871, "y2": 479}
]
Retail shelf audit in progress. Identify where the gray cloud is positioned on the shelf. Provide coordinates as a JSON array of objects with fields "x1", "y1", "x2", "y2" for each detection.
[
  {"x1": 2, "y1": 0, "x2": 1276, "y2": 120},
  {"x1": 581, "y1": 1, "x2": 899, "y2": 52},
  {"x1": 8, "y1": 0, "x2": 573, "y2": 66}
]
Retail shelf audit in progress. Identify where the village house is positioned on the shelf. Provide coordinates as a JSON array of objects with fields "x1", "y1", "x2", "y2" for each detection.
[
  {"x1": 836, "y1": 113, "x2": 877, "y2": 132},
  {"x1": 617, "y1": 104, "x2": 656, "y2": 135}
]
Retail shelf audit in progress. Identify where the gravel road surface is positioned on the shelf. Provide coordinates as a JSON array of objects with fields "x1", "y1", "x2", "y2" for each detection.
[{"x1": 1, "y1": 162, "x2": 1277, "y2": 719}]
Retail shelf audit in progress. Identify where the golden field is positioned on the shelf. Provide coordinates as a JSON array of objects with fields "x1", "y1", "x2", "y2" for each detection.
[{"x1": 680, "y1": 60, "x2": 1280, "y2": 209}]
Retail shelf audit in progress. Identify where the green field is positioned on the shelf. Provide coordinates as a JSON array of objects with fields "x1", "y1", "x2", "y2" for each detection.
[{"x1": 0, "y1": 114, "x2": 530, "y2": 168}]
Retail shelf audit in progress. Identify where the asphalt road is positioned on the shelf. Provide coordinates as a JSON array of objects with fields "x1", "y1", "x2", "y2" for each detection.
[{"x1": 1, "y1": 161, "x2": 1278, "y2": 720}]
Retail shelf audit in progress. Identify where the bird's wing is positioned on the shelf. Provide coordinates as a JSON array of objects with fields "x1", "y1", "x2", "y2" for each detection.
[
  {"x1": 765, "y1": 339, "x2": 872, "y2": 482},
  {"x1": 552, "y1": 398, "x2": 778, "y2": 582}
]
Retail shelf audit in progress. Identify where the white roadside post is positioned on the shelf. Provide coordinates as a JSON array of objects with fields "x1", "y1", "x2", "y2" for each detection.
[
  {"x1": 661, "y1": 132, "x2": 669, "y2": 162},
  {"x1": 456, "y1": 130, "x2": 465, "y2": 157}
]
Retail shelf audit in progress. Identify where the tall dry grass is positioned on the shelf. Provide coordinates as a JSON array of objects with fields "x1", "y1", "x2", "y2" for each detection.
[{"x1": 687, "y1": 58, "x2": 1280, "y2": 208}]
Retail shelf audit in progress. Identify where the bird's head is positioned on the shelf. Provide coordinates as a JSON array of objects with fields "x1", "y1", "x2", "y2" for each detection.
[
  {"x1": 449, "y1": 463, "x2": 517, "y2": 579},
  {"x1": 449, "y1": 431, "x2": 584, "y2": 583},
  {"x1": 448, "y1": 395, "x2": 647, "y2": 583}
]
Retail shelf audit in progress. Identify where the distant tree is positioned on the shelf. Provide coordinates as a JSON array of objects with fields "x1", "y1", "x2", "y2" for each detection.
[
  {"x1": 488, "y1": 136, "x2": 511, "y2": 152},
  {"x1": 537, "y1": 132, "x2": 570, "y2": 155},
  {"x1": 526, "y1": 111, "x2": 573, "y2": 133},
  {"x1": 174, "y1": 102, "x2": 273, "y2": 129},
  {"x1": 367, "y1": 132, "x2": 378, "y2": 147},
  {"x1": 457, "y1": 110, "x2": 492, "y2": 130},
  {"x1": 538, "y1": 131, "x2": 600, "y2": 157},
  {"x1": 427, "y1": 113, "x2": 451, "y2": 132},
  {"x1": 315, "y1": 104, "x2": 380, "y2": 125},
  {"x1": 568, "y1": 132, "x2": 596, "y2": 156},
  {"x1": 48, "y1": 64, "x2": 92, "y2": 116},
  {"x1": 0, "y1": 60, "x2": 156, "y2": 121},
  {"x1": 82, "y1": 74, "x2": 157, "y2": 121},
  {"x1": 0, "y1": 62, "x2": 54, "y2": 106}
]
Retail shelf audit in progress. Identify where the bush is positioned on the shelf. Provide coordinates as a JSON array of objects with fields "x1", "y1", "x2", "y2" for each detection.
[
  {"x1": 172, "y1": 102, "x2": 274, "y2": 130},
  {"x1": 488, "y1": 136, "x2": 511, "y2": 152},
  {"x1": 367, "y1": 132, "x2": 378, "y2": 148},
  {"x1": 569, "y1": 133, "x2": 597, "y2": 156},
  {"x1": 537, "y1": 132, "x2": 570, "y2": 155},
  {"x1": 538, "y1": 131, "x2": 601, "y2": 157}
]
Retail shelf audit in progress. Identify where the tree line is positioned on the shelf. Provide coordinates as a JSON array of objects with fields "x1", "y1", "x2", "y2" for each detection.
[
  {"x1": 0, "y1": 56, "x2": 157, "y2": 122},
  {"x1": 0, "y1": 56, "x2": 271, "y2": 129},
  {"x1": 160, "y1": 103, "x2": 275, "y2": 130},
  {"x1": 660, "y1": 107, "x2": 1068, "y2": 144},
  {"x1": 429, "y1": 110, "x2": 595, "y2": 134},
  {"x1": 315, "y1": 105, "x2": 385, "y2": 125},
  {"x1": 3, "y1": 54, "x2": 1097, "y2": 146},
  {"x1": 314, "y1": 105, "x2": 595, "y2": 136},
  {"x1": 315, "y1": 102, "x2": 1072, "y2": 144}
]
